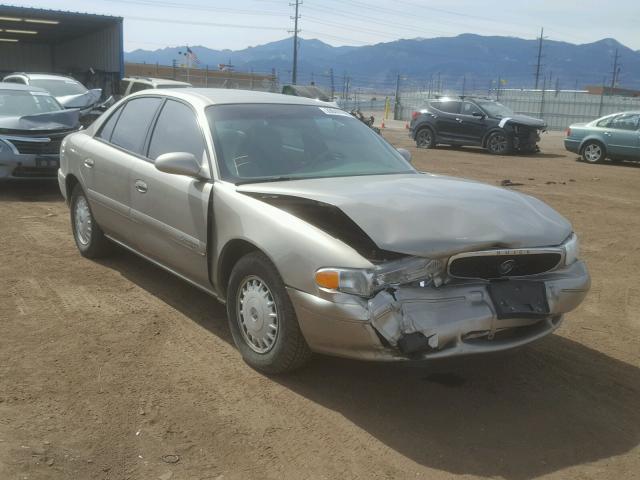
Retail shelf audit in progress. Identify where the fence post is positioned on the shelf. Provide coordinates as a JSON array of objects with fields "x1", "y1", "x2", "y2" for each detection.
[
  {"x1": 205, "y1": 65, "x2": 208, "y2": 87},
  {"x1": 598, "y1": 76, "x2": 606, "y2": 117}
]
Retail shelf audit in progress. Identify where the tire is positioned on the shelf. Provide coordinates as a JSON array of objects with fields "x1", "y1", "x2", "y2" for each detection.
[
  {"x1": 486, "y1": 131, "x2": 513, "y2": 155},
  {"x1": 581, "y1": 141, "x2": 605, "y2": 163},
  {"x1": 70, "y1": 185, "x2": 111, "y2": 258},
  {"x1": 226, "y1": 251, "x2": 312, "y2": 374},
  {"x1": 415, "y1": 127, "x2": 435, "y2": 149}
]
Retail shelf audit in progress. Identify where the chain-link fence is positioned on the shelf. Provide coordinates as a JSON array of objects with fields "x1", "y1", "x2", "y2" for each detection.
[{"x1": 397, "y1": 88, "x2": 640, "y2": 130}]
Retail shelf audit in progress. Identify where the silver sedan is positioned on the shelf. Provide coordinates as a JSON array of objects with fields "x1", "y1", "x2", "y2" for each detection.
[{"x1": 58, "y1": 89, "x2": 590, "y2": 373}]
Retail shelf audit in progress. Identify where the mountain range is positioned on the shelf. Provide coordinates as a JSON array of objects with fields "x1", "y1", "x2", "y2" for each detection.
[{"x1": 125, "y1": 34, "x2": 640, "y2": 92}]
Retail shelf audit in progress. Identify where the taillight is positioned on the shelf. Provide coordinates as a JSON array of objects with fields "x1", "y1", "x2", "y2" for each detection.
[
  {"x1": 412, "y1": 111, "x2": 419, "y2": 120},
  {"x1": 565, "y1": 127, "x2": 572, "y2": 137}
]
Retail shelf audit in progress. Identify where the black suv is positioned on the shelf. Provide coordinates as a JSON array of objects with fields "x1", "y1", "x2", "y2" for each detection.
[{"x1": 409, "y1": 97, "x2": 546, "y2": 154}]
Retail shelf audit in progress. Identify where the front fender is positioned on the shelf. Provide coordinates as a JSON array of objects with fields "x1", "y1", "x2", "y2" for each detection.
[{"x1": 212, "y1": 182, "x2": 373, "y2": 295}]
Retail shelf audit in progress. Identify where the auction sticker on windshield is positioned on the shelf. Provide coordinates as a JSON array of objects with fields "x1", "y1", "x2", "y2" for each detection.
[{"x1": 319, "y1": 107, "x2": 351, "y2": 116}]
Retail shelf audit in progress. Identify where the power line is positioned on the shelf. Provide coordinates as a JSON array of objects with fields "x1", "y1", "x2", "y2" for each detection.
[{"x1": 125, "y1": 15, "x2": 286, "y2": 30}]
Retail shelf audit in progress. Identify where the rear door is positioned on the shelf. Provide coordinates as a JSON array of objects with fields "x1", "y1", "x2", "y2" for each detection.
[
  {"x1": 88, "y1": 96, "x2": 163, "y2": 242},
  {"x1": 605, "y1": 113, "x2": 640, "y2": 159},
  {"x1": 128, "y1": 98, "x2": 212, "y2": 286},
  {"x1": 430, "y1": 100, "x2": 462, "y2": 140}
]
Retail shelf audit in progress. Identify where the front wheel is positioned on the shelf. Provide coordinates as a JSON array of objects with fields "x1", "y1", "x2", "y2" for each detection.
[
  {"x1": 415, "y1": 127, "x2": 435, "y2": 149},
  {"x1": 226, "y1": 251, "x2": 312, "y2": 374},
  {"x1": 486, "y1": 131, "x2": 513, "y2": 155},
  {"x1": 581, "y1": 141, "x2": 605, "y2": 163},
  {"x1": 70, "y1": 185, "x2": 111, "y2": 258}
]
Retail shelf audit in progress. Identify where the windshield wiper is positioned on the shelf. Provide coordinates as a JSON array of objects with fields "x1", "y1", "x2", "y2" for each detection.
[{"x1": 235, "y1": 176, "x2": 297, "y2": 185}]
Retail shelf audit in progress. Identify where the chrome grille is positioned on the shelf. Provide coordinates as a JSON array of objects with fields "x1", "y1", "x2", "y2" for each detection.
[{"x1": 448, "y1": 250, "x2": 563, "y2": 279}]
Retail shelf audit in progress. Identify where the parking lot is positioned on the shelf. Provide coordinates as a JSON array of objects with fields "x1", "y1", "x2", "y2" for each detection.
[{"x1": 1, "y1": 129, "x2": 638, "y2": 480}]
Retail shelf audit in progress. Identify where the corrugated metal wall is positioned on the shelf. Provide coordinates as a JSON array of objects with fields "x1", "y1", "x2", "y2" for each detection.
[
  {"x1": 54, "y1": 23, "x2": 122, "y2": 73},
  {"x1": 0, "y1": 43, "x2": 52, "y2": 72}
]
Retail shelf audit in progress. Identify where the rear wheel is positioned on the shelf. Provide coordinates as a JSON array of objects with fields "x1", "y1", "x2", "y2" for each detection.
[
  {"x1": 227, "y1": 251, "x2": 312, "y2": 374},
  {"x1": 581, "y1": 141, "x2": 605, "y2": 163},
  {"x1": 486, "y1": 131, "x2": 513, "y2": 155},
  {"x1": 415, "y1": 127, "x2": 435, "y2": 149},
  {"x1": 70, "y1": 185, "x2": 111, "y2": 258}
]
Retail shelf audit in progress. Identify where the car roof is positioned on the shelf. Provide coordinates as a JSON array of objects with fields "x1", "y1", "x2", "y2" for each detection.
[
  {"x1": 4, "y1": 73, "x2": 79, "y2": 82},
  {"x1": 0, "y1": 82, "x2": 49, "y2": 93},
  {"x1": 123, "y1": 76, "x2": 192, "y2": 87},
  {"x1": 129, "y1": 88, "x2": 337, "y2": 108}
]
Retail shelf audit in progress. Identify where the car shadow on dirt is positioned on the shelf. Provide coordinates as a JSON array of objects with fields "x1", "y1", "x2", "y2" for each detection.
[
  {"x1": 572, "y1": 157, "x2": 640, "y2": 169},
  {"x1": 99, "y1": 247, "x2": 639, "y2": 480},
  {"x1": 276, "y1": 339, "x2": 640, "y2": 480},
  {"x1": 0, "y1": 180, "x2": 63, "y2": 202}
]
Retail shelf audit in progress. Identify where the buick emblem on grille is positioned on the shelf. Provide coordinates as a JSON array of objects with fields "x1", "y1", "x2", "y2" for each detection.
[{"x1": 498, "y1": 259, "x2": 516, "y2": 275}]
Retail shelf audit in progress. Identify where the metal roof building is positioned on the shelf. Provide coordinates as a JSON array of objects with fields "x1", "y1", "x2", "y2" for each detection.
[{"x1": 0, "y1": 4, "x2": 123, "y2": 94}]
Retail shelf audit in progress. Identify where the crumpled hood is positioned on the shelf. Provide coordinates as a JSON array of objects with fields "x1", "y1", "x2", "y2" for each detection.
[
  {"x1": 57, "y1": 89, "x2": 101, "y2": 109},
  {"x1": 238, "y1": 173, "x2": 572, "y2": 257},
  {"x1": 0, "y1": 109, "x2": 80, "y2": 131},
  {"x1": 501, "y1": 114, "x2": 546, "y2": 129}
]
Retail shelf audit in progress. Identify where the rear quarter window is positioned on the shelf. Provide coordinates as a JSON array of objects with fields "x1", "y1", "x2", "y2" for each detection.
[{"x1": 430, "y1": 101, "x2": 461, "y2": 114}]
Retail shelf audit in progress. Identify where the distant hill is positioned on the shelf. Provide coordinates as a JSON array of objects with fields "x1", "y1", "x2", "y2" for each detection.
[{"x1": 125, "y1": 34, "x2": 640, "y2": 92}]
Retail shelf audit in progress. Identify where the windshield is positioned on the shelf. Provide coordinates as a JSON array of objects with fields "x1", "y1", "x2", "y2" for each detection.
[
  {"x1": 207, "y1": 104, "x2": 415, "y2": 183},
  {"x1": 158, "y1": 84, "x2": 190, "y2": 89},
  {"x1": 475, "y1": 101, "x2": 514, "y2": 118},
  {"x1": 30, "y1": 78, "x2": 87, "y2": 97},
  {"x1": 0, "y1": 90, "x2": 62, "y2": 116}
]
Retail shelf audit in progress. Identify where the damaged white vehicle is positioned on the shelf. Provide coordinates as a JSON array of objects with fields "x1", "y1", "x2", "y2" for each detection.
[{"x1": 58, "y1": 89, "x2": 590, "y2": 373}]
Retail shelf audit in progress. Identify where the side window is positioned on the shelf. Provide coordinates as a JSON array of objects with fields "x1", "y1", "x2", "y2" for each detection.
[
  {"x1": 148, "y1": 100, "x2": 205, "y2": 161},
  {"x1": 608, "y1": 113, "x2": 640, "y2": 131},
  {"x1": 97, "y1": 104, "x2": 124, "y2": 141},
  {"x1": 110, "y1": 97, "x2": 162, "y2": 154},
  {"x1": 4, "y1": 77, "x2": 25, "y2": 84},
  {"x1": 430, "y1": 101, "x2": 461, "y2": 114},
  {"x1": 597, "y1": 116, "x2": 616, "y2": 128},
  {"x1": 130, "y1": 82, "x2": 152, "y2": 94},
  {"x1": 461, "y1": 102, "x2": 483, "y2": 116}
]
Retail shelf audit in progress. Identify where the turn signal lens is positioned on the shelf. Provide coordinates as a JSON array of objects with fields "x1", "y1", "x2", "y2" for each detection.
[
  {"x1": 315, "y1": 270, "x2": 340, "y2": 290},
  {"x1": 565, "y1": 127, "x2": 572, "y2": 137}
]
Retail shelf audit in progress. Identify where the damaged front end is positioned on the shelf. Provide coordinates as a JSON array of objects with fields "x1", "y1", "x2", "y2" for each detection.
[
  {"x1": 511, "y1": 123, "x2": 544, "y2": 153},
  {"x1": 292, "y1": 239, "x2": 589, "y2": 361}
]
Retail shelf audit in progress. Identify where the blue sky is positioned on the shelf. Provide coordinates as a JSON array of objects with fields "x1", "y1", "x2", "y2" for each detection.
[{"x1": 19, "y1": 0, "x2": 640, "y2": 51}]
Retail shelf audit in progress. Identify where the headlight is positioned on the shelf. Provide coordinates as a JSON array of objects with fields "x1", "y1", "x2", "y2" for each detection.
[
  {"x1": 0, "y1": 139, "x2": 8, "y2": 153},
  {"x1": 315, "y1": 256, "x2": 445, "y2": 297},
  {"x1": 563, "y1": 233, "x2": 580, "y2": 265}
]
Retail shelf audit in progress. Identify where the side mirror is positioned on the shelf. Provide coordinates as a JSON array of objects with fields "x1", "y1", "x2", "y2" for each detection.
[
  {"x1": 155, "y1": 152, "x2": 202, "y2": 178},
  {"x1": 472, "y1": 112, "x2": 485, "y2": 119},
  {"x1": 397, "y1": 147, "x2": 412, "y2": 163}
]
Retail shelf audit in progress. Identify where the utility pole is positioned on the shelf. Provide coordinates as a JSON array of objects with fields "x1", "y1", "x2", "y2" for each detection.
[
  {"x1": 610, "y1": 48, "x2": 620, "y2": 94},
  {"x1": 329, "y1": 68, "x2": 335, "y2": 100},
  {"x1": 393, "y1": 73, "x2": 401, "y2": 120},
  {"x1": 534, "y1": 27, "x2": 545, "y2": 90},
  {"x1": 289, "y1": 0, "x2": 301, "y2": 85}
]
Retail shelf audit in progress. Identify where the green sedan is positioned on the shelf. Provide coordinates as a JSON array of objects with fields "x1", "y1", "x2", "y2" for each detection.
[{"x1": 564, "y1": 111, "x2": 640, "y2": 163}]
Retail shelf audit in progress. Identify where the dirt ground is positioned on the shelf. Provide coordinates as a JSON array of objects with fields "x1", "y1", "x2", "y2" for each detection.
[{"x1": 1, "y1": 129, "x2": 639, "y2": 480}]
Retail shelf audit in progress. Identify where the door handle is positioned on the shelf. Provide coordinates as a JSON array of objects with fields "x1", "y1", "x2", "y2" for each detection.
[
  {"x1": 455, "y1": 118, "x2": 463, "y2": 123},
  {"x1": 603, "y1": 132, "x2": 611, "y2": 136},
  {"x1": 83, "y1": 158, "x2": 94, "y2": 168},
  {"x1": 134, "y1": 179, "x2": 148, "y2": 193}
]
